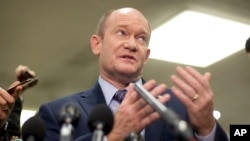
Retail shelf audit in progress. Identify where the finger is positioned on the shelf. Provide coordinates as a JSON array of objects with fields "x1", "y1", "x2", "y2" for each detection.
[
  {"x1": 123, "y1": 83, "x2": 139, "y2": 104},
  {"x1": 185, "y1": 66, "x2": 211, "y2": 90},
  {"x1": 0, "y1": 88, "x2": 15, "y2": 104},
  {"x1": 0, "y1": 88, "x2": 15, "y2": 113},
  {"x1": 135, "y1": 84, "x2": 169, "y2": 119},
  {"x1": 147, "y1": 83, "x2": 167, "y2": 97},
  {"x1": 124, "y1": 80, "x2": 157, "y2": 106},
  {"x1": 12, "y1": 85, "x2": 22, "y2": 99},
  {"x1": 141, "y1": 111, "x2": 160, "y2": 127},
  {"x1": 142, "y1": 80, "x2": 157, "y2": 92},
  {"x1": 176, "y1": 66, "x2": 203, "y2": 94},
  {"x1": 140, "y1": 94, "x2": 171, "y2": 126},
  {"x1": 171, "y1": 86, "x2": 194, "y2": 108},
  {"x1": 0, "y1": 88, "x2": 8, "y2": 105},
  {"x1": 8, "y1": 81, "x2": 20, "y2": 89},
  {"x1": 203, "y1": 72, "x2": 211, "y2": 83},
  {"x1": 7, "y1": 81, "x2": 22, "y2": 99},
  {"x1": 171, "y1": 74, "x2": 197, "y2": 100},
  {"x1": 132, "y1": 80, "x2": 165, "y2": 111},
  {"x1": 120, "y1": 83, "x2": 145, "y2": 114}
]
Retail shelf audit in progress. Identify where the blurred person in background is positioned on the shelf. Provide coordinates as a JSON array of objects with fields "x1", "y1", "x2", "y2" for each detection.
[{"x1": 0, "y1": 65, "x2": 36, "y2": 141}]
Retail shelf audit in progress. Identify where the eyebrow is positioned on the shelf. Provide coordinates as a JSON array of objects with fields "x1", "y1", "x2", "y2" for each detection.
[{"x1": 115, "y1": 24, "x2": 150, "y2": 36}]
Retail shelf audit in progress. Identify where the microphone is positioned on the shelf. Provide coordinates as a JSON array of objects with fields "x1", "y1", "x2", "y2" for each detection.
[
  {"x1": 58, "y1": 103, "x2": 81, "y2": 141},
  {"x1": 88, "y1": 104, "x2": 114, "y2": 141},
  {"x1": 125, "y1": 132, "x2": 143, "y2": 141},
  {"x1": 133, "y1": 82, "x2": 196, "y2": 141},
  {"x1": 21, "y1": 115, "x2": 45, "y2": 141}
]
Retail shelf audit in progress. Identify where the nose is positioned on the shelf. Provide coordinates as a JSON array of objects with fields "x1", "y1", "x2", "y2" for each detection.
[{"x1": 123, "y1": 38, "x2": 137, "y2": 51}]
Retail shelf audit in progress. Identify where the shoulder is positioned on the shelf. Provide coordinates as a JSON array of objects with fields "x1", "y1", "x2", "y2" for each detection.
[
  {"x1": 38, "y1": 90, "x2": 87, "y2": 117},
  {"x1": 43, "y1": 91, "x2": 84, "y2": 106}
]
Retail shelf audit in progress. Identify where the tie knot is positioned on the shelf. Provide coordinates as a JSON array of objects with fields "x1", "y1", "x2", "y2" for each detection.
[{"x1": 113, "y1": 89, "x2": 127, "y2": 103}]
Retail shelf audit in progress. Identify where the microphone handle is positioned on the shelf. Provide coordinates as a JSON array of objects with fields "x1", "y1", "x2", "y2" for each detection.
[
  {"x1": 91, "y1": 129, "x2": 104, "y2": 141},
  {"x1": 134, "y1": 82, "x2": 195, "y2": 141},
  {"x1": 26, "y1": 135, "x2": 35, "y2": 141},
  {"x1": 125, "y1": 132, "x2": 144, "y2": 141},
  {"x1": 60, "y1": 124, "x2": 73, "y2": 141}
]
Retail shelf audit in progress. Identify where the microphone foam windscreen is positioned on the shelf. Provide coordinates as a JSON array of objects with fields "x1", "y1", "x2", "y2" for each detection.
[
  {"x1": 88, "y1": 104, "x2": 114, "y2": 135},
  {"x1": 21, "y1": 115, "x2": 46, "y2": 141},
  {"x1": 58, "y1": 103, "x2": 80, "y2": 128},
  {"x1": 245, "y1": 37, "x2": 250, "y2": 53}
]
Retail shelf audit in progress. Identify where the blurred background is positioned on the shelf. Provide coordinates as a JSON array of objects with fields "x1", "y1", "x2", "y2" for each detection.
[{"x1": 1, "y1": 0, "x2": 250, "y2": 136}]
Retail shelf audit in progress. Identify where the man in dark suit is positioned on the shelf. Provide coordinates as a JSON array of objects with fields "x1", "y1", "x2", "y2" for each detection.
[{"x1": 38, "y1": 7, "x2": 228, "y2": 141}]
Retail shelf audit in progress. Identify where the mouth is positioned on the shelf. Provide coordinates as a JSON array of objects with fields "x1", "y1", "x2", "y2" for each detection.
[{"x1": 120, "y1": 55, "x2": 136, "y2": 61}]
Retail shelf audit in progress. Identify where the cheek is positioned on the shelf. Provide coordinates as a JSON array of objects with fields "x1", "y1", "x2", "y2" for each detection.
[
  {"x1": 100, "y1": 49, "x2": 110, "y2": 61},
  {"x1": 143, "y1": 53, "x2": 150, "y2": 65},
  {"x1": 140, "y1": 48, "x2": 149, "y2": 61},
  {"x1": 100, "y1": 46, "x2": 115, "y2": 63},
  {"x1": 102, "y1": 42, "x2": 121, "y2": 58}
]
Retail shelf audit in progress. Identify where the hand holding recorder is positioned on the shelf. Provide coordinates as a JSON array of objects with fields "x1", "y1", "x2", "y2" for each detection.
[
  {"x1": 0, "y1": 65, "x2": 38, "y2": 128},
  {"x1": 7, "y1": 65, "x2": 38, "y2": 95}
]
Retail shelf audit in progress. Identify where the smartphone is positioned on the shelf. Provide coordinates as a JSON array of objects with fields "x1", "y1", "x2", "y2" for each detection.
[{"x1": 6, "y1": 77, "x2": 39, "y2": 95}]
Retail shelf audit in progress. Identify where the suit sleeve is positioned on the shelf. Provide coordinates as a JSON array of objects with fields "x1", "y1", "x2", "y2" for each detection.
[{"x1": 214, "y1": 123, "x2": 229, "y2": 141}]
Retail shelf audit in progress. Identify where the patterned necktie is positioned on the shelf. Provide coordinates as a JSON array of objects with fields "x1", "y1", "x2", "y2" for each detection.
[{"x1": 113, "y1": 89, "x2": 127, "y2": 103}]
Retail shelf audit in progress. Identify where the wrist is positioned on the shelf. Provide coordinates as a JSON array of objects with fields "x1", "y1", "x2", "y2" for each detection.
[
  {"x1": 107, "y1": 131, "x2": 128, "y2": 141},
  {"x1": 107, "y1": 134, "x2": 123, "y2": 141},
  {"x1": 196, "y1": 119, "x2": 216, "y2": 136}
]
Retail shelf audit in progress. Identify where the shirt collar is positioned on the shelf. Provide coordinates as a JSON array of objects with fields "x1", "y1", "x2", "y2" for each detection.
[{"x1": 98, "y1": 76, "x2": 142, "y2": 105}]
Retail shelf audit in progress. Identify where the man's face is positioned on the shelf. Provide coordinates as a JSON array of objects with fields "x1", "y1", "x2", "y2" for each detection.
[{"x1": 97, "y1": 8, "x2": 151, "y2": 80}]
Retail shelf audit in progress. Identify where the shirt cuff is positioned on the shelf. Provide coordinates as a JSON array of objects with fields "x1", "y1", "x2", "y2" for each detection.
[
  {"x1": 195, "y1": 123, "x2": 217, "y2": 141},
  {"x1": 103, "y1": 136, "x2": 107, "y2": 141}
]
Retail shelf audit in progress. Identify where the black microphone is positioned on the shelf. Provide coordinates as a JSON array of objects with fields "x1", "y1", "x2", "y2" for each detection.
[
  {"x1": 134, "y1": 82, "x2": 196, "y2": 141},
  {"x1": 88, "y1": 104, "x2": 114, "y2": 141},
  {"x1": 21, "y1": 115, "x2": 45, "y2": 141},
  {"x1": 58, "y1": 103, "x2": 81, "y2": 141},
  {"x1": 245, "y1": 37, "x2": 250, "y2": 53}
]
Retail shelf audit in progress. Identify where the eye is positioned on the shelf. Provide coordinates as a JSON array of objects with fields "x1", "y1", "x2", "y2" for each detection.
[
  {"x1": 137, "y1": 35, "x2": 148, "y2": 43},
  {"x1": 138, "y1": 36, "x2": 146, "y2": 41},
  {"x1": 117, "y1": 30, "x2": 126, "y2": 36}
]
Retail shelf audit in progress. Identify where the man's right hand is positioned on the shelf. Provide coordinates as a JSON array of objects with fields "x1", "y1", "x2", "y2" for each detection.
[{"x1": 107, "y1": 80, "x2": 171, "y2": 141}]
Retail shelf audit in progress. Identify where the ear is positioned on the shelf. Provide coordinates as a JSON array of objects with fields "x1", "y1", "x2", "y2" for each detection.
[
  {"x1": 144, "y1": 49, "x2": 151, "y2": 65},
  {"x1": 90, "y1": 35, "x2": 101, "y2": 55}
]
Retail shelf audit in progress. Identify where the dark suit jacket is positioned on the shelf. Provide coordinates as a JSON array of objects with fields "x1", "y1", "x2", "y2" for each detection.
[{"x1": 38, "y1": 81, "x2": 228, "y2": 141}]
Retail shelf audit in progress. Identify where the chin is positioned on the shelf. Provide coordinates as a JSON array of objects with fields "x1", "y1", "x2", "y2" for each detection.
[{"x1": 119, "y1": 69, "x2": 141, "y2": 78}]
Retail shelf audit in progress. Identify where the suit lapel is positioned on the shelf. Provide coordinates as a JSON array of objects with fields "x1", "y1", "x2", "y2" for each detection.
[{"x1": 78, "y1": 81, "x2": 106, "y2": 116}]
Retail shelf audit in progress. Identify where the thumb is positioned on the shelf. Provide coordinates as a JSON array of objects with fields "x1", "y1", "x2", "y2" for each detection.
[
  {"x1": 8, "y1": 81, "x2": 22, "y2": 99},
  {"x1": 204, "y1": 72, "x2": 211, "y2": 82}
]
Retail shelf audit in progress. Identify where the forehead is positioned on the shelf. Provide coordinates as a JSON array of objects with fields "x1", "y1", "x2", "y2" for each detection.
[{"x1": 106, "y1": 9, "x2": 150, "y2": 34}]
